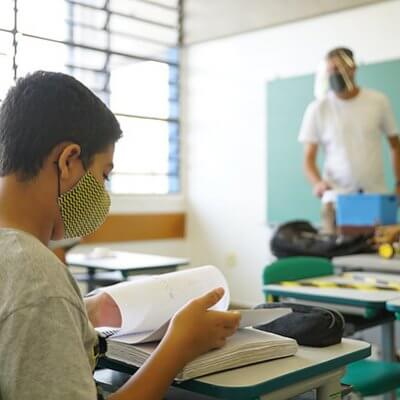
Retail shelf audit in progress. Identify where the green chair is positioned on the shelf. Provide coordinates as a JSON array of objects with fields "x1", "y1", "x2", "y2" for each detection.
[
  {"x1": 342, "y1": 359, "x2": 400, "y2": 397},
  {"x1": 263, "y1": 256, "x2": 333, "y2": 288},
  {"x1": 262, "y1": 256, "x2": 400, "y2": 398}
]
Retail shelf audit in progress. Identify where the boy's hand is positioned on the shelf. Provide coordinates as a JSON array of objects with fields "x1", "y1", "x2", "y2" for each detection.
[{"x1": 163, "y1": 288, "x2": 240, "y2": 365}]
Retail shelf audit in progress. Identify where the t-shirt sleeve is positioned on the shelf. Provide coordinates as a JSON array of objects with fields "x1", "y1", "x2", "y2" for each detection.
[
  {"x1": 0, "y1": 297, "x2": 98, "y2": 400},
  {"x1": 380, "y1": 95, "x2": 398, "y2": 137},
  {"x1": 298, "y1": 101, "x2": 321, "y2": 143}
]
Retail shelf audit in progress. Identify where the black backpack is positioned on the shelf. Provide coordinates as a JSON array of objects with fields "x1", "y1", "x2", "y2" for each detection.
[
  {"x1": 254, "y1": 302, "x2": 345, "y2": 347},
  {"x1": 270, "y1": 220, "x2": 373, "y2": 259}
]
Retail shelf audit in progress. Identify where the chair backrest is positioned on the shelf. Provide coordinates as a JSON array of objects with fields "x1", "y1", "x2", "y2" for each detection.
[{"x1": 263, "y1": 256, "x2": 334, "y2": 285}]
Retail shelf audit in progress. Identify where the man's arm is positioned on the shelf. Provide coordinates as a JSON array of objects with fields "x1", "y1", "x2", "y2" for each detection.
[
  {"x1": 388, "y1": 136, "x2": 400, "y2": 195},
  {"x1": 304, "y1": 143, "x2": 330, "y2": 197}
]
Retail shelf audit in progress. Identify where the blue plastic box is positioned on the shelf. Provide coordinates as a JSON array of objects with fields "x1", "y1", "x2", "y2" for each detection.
[{"x1": 336, "y1": 194, "x2": 398, "y2": 226}]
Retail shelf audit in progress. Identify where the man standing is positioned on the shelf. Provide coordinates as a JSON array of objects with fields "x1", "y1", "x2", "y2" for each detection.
[{"x1": 299, "y1": 47, "x2": 400, "y2": 233}]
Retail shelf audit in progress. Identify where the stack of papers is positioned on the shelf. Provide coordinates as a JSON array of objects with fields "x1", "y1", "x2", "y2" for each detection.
[{"x1": 107, "y1": 328, "x2": 298, "y2": 381}]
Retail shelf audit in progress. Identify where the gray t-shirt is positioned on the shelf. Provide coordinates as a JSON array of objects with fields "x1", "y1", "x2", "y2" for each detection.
[{"x1": 0, "y1": 229, "x2": 99, "y2": 400}]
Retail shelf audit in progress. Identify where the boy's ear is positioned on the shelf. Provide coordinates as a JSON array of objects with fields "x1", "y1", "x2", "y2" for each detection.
[{"x1": 57, "y1": 144, "x2": 82, "y2": 180}]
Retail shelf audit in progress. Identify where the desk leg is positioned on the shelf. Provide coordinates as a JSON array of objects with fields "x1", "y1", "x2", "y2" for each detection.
[
  {"x1": 381, "y1": 321, "x2": 396, "y2": 400},
  {"x1": 383, "y1": 393, "x2": 397, "y2": 400},
  {"x1": 121, "y1": 271, "x2": 129, "y2": 281},
  {"x1": 382, "y1": 321, "x2": 395, "y2": 361},
  {"x1": 87, "y1": 268, "x2": 96, "y2": 293},
  {"x1": 260, "y1": 368, "x2": 344, "y2": 400},
  {"x1": 316, "y1": 378, "x2": 342, "y2": 400}
]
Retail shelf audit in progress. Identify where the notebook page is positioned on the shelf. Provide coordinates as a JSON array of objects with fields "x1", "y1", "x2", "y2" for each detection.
[{"x1": 102, "y1": 265, "x2": 229, "y2": 337}]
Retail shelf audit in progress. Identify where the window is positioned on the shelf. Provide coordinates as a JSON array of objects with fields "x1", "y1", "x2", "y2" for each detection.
[{"x1": 0, "y1": 0, "x2": 181, "y2": 194}]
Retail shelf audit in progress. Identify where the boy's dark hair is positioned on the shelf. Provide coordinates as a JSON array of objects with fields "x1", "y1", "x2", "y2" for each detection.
[
  {"x1": 326, "y1": 47, "x2": 354, "y2": 61},
  {"x1": 0, "y1": 71, "x2": 122, "y2": 180}
]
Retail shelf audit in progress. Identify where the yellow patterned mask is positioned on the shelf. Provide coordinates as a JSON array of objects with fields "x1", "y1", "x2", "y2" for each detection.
[{"x1": 58, "y1": 171, "x2": 110, "y2": 239}]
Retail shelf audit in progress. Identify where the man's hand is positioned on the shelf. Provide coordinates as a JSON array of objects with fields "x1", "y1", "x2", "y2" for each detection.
[
  {"x1": 84, "y1": 292, "x2": 122, "y2": 328},
  {"x1": 163, "y1": 288, "x2": 240, "y2": 365},
  {"x1": 313, "y1": 181, "x2": 331, "y2": 197}
]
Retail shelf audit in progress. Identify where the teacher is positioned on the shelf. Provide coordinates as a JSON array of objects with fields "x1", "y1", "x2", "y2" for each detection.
[{"x1": 299, "y1": 47, "x2": 400, "y2": 233}]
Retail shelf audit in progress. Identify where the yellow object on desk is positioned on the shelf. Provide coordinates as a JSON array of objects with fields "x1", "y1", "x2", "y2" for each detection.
[
  {"x1": 280, "y1": 280, "x2": 396, "y2": 291},
  {"x1": 343, "y1": 272, "x2": 400, "y2": 291},
  {"x1": 379, "y1": 243, "x2": 396, "y2": 259}
]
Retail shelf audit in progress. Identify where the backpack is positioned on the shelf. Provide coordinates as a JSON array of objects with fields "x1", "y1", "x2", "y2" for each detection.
[
  {"x1": 254, "y1": 302, "x2": 345, "y2": 347},
  {"x1": 270, "y1": 220, "x2": 373, "y2": 259}
]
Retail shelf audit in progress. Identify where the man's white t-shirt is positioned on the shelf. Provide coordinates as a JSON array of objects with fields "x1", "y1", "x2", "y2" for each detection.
[{"x1": 298, "y1": 88, "x2": 398, "y2": 192}]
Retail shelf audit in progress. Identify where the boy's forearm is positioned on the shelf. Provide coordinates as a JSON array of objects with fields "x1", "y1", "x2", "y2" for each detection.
[
  {"x1": 108, "y1": 336, "x2": 187, "y2": 400},
  {"x1": 84, "y1": 292, "x2": 121, "y2": 328}
]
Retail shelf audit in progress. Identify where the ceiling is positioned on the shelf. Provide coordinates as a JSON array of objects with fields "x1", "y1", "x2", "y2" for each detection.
[{"x1": 183, "y1": 0, "x2": 388, "y2": 45}]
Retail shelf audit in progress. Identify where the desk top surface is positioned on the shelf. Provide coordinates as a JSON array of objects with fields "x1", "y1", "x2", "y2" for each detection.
[
  {"x1": 264, "y1": 276, "x2": 400, "y2": 308},
  {"x1": 66, "y1": 245, "x2": 189, "y2": 271},
  {"x1": 333, "y1": 254, "x2": 400, "y2": 273},
  {"x1": 99, "y1": 339, "x2": 370, "y2": 399},
  {"x1": 386, "y1": 298, "x2": 400, "y2": 311}
]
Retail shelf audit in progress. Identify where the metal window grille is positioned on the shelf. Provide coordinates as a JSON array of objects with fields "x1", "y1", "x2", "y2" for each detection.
[{"x1": 0, "y1": 0, "x2": 182, "y2": 194}]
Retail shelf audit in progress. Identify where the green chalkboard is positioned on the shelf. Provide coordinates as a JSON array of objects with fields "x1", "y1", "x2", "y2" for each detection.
[{"x1": 267, "y1": 58, "x2": 400, "y2": 224}]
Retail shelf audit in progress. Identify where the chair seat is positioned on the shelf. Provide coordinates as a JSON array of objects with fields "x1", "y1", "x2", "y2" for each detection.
[{"x1": 342, "y1": 359, "x2": 400, "y2": 396}]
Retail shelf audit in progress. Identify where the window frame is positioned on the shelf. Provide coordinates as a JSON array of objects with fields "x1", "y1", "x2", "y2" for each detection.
[{"x1": 0, "y1": 0, "x2": 182, "y2": 196}]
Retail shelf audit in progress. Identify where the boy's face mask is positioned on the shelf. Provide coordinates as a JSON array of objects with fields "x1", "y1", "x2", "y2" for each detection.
[{"x1": 57, "y1": 170, "x2": 110, "y2": 239}]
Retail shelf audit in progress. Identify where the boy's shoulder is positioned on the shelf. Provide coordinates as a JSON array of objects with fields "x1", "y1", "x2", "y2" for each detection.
[{"x1": 0, "y1": 229, "x2": 83, "y2": 318}]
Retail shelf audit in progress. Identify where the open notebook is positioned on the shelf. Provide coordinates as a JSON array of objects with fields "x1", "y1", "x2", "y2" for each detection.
[{"x1": 99, "y1": 266, "x2": 297, "y2": 380}]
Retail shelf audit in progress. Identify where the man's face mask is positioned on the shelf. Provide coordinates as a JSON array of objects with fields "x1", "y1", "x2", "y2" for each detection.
[
  {"x1": 57, "y1": 170, "x2": 111, "y2": 239},
  {"x1": 328, "y1": 51, "x2": 355, "y2": 93},
  {"x1": 329, "y1": 72, "x2": 347, "y2": 93}
]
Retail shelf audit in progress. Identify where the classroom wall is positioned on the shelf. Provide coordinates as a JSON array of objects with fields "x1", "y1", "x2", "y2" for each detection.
[
  {"x1": 182, "y1": 0, "x2": 400, "y2": 304},
  {"x1": 105, "y1": 191, "x2": 188, "y2": 258}
]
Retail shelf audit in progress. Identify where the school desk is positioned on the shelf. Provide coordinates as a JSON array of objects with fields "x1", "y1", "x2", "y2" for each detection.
[{"x1": 95, "y1": 338, "x2": 370, "y2": 400}]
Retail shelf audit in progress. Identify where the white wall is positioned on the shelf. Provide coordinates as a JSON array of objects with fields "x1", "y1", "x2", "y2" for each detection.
[{"x1": 182, "y1": 0, "x2": 400, "y2": 304}]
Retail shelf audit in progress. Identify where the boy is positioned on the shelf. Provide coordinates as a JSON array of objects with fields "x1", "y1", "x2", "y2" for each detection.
[{"x1": 0, "y1": 71, "x2": 240, "y2": 399}]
